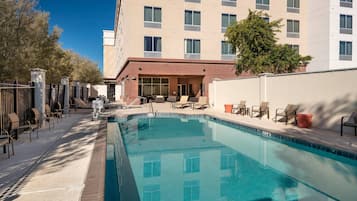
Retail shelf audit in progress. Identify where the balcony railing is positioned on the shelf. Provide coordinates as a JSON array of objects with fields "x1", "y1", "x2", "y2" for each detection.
[
  {"x1": 222, "y1": 0, "x2": 237, "y2": 7},
  {"x1": 256, "y1": 3, "x2": 269, "y2": 10},
  {"x1": 184, "y1": 53, "x2": 200, "y2": 60},
  {"x1": 144, "y1": 21, "x2": 161, "y2": 29}
]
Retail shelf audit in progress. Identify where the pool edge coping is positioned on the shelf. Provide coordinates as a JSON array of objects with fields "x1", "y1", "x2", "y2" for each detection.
[{"x1": 81, "y1": 120, "x2": 107, "y2": 201}]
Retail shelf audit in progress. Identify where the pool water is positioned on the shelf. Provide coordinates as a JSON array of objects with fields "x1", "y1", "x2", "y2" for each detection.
[{"x1": 109, "y1": 115, "x2": 357, "y2": 201}]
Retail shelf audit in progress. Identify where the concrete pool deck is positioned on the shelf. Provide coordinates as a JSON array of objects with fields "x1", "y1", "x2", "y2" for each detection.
[{"x1": 0, "y1": 102, "x2": 356, "y2": 201}]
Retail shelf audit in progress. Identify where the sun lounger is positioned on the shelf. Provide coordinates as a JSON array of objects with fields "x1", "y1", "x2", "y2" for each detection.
[
  {"x1": 193, "y1": 96, "x2": 209, "y2": 109},
  {"x1": 341, "y1": 112, "x2": 357, "y2": 136},
  {"x1": 174, "y1": 96, "x2": 189, "y2": 108},
  {"x1": 167, "y1": 96, "x2": 177, "y2": 102},
  {"x1": 275, "y1": 104, "x2": 299, "y2": 125},
  {"x1": 251, "y1": 102, "x2": 269, "y2": 119},
  {"x1": 154, "y1": 95, "x2": 165, "y2": 103},
  {"x1": 74, "y1": 98, "x2": 92, "y2": 109}
]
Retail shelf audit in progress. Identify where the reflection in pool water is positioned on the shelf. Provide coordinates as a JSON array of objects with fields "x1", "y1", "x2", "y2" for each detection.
[{"x1": 116, "y1": 116, "x2": 357, "y2": 201}]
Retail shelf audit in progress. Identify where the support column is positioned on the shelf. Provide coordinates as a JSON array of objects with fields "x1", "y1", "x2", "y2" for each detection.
[
  {"x1": 74, "y1": 81, "x2": 81, "y2": 99},
  {"x1": 31, "y1": 68, "x2": 46, "y2": 124},
  {"x1": 258, "y1": 73, "x2": 273, "y2": 103},
  {"x1": 61, "y1": 77, "x2": 69, "y2": 114}
]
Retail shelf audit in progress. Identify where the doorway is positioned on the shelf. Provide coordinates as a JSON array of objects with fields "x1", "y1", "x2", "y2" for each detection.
[{"x1": 177, "y1": 84, "x2": 187, "y2": 96}]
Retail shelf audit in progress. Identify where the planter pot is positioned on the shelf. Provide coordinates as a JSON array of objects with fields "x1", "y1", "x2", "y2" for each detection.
[
  {"x1": 224, "y1": 104, "x2": 233, "y2": 113},
  {"x1": 297, "y1": 113, "x2": 313, "y2": 128}
]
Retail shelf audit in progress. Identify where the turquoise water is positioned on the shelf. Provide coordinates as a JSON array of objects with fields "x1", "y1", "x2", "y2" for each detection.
[{"x1": 112, "y1": 115, "x2": 357, "y2": 201}]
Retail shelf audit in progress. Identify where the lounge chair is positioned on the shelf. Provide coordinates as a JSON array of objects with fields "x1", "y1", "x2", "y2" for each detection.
[
  {"x1": 154, "y1": 95, "x2": 165, "y2": 103},
  {"x1": 251, "y1": 102, "x2": 270, "y2": 119},
  {"x1": 341, "y1": 112, "x2": 357, "y2": 136},
  {"x1": 275, "y1": 104, "x2": 299, "y2": 125},
  {"x1": 0, "y1": 128, "x2": 14, "y2": 158},
  {"x1": 232, "y1": 101, "x2": 246, "y2": 115},
  {"x1": 74, "y1": 98, "x2": 92, "y2": 109},
  {"x1": 174, "y1": 96, "x2": 189, "y2": 108},
  {"x1": 7, "y1": 113, "x2": 36, "y2": 141},
  {"x1": 193, "y1": 96, "x2": 209, "y2": 109},
  {"x1": 167, "y1": 96, "x2": 177, "y2": 102}
]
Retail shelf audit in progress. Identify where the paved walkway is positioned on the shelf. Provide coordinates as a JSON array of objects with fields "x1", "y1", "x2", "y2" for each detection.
[{"x1": 0, "y1": 111, "x2": 102, "y2": 201}]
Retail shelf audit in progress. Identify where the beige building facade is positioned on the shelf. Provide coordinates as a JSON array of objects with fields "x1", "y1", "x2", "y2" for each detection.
[{"x1": 104, "y1": 0, "x2": 356, "y2": 103}]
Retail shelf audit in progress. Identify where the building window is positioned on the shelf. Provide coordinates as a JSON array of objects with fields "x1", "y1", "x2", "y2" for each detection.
[
  {"x1": 144, "y1": 6, "x2": 161, "y2": 28},
  {"x1": 184, "y1": 153, "x2": 200, "y2": 173},
  {"x1": 256, "y1": 0, "x2": 270, "y2": 10},
  {"x1": 221, "y1": 14, "x2": 237, "y2": 33},
  {"x1": 143, "y1": 185, "x2": 160, "y2": 201},
  {"x1": 288, "y1": 44, "x2": 300, "y2": 53},
  {"x1": 287, "y1": 0, "x2": 300, "y2": 13},
  {"x1": 287, "y1": 20, "x2": 300, "y2": 38},
  {"x1": 220, "y1": 151, "x2": 236, "y2": 169},
  {"x1": 221, "y1": 41, "x2": 236, "y2": 60},
  {"x1": 340, "y1": 14, "x2": 353, "y2": 34},
  {"x1": 144, "y1": 36, "x2": 161, "y2": 57},
  {"x1": 138, "y1": 77, "x2": 169, "y2": 97},
  {"x1": 340, "y1": 41, "x2": 352, "y2": 60},
  {"x1": 184, "y1": 181, "x2": 200, "y2": 201},
  {"x1": 185, "y1": 10, "x2": 201, "y2": 31},
  {"x1": 184, "y1": 39, "x2": 200, "y2": 59},
  {"x1": 143, "y1": 158, "x2": 161, "y2": 177},
  {"x1": 222, "y1": 0, "x2": 237, "y2": 7},
  {"x1": 340, "y1": 0, "x2": 353, "y2": 8}
]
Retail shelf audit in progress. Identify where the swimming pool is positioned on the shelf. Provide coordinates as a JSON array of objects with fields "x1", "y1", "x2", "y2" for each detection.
[{"x1": 106, "y1": 114, "x2": 357, "y2": 201}]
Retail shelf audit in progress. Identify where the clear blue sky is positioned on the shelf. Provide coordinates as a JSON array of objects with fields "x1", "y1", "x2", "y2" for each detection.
[{"x1": 37, "y1": 0, "x2": 116, "y2": 72}]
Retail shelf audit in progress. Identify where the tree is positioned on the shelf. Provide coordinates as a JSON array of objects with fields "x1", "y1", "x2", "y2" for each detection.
[
  {"x1": 225, "y1": 10, "x2": 311, "y2": 75},
  {"x1": 0, "y1": 0, "x2": 102, "y2": 84},
  {"x1": 69, "y1": 51, "x2": 103, "y2": 84}
]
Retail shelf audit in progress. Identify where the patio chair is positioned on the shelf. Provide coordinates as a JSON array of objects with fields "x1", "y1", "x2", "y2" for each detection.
[
  {"x1": 233, "y1": 101, "x2": 246, "y2": 115},
  {"x1": 45, "y1": 104, "x2": 61, "y2": 120},
  {"x1": 42, "y1": 106, "x2": 56, "y2": 129},
  {"x1": 193, "y1": 96, "x2": 209, "y2": 110},
  {"x1": 251, "y1": 102, "x2": 270, "y2": 119},
  {"x1": 275, "y1": 104, "x2": 299, "y2": 125},
  {"x1": 54, "y1": 102, "x2": 64, "y2": 118},
  {"x1": 0, "y1": 128, "x2": 15, "y2": 158},
  {"x1": 341, "y1": 112, "x2": 357, "y2": 136},
  {"x1": 174, "y1": 96, "x2": 189, "y2": 109},
  {"x1": 32, "y1": 106, "x2": 55, "y2": 130},
  {"x1": 7, "y1": 113, "x2": 36, "y2": 142},
  {"x1": 70, "y1": 97, "x2": 77, "y2": 111},
  {"x1": 167, "y1": 96, "x2": 177, "y2": 103}
]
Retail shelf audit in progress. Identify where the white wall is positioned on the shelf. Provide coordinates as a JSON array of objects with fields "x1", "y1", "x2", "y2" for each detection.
[
  {"x1": 210, "y1": 69, "x2": 357, "y2": 131},
  {"x1": 115, "y1": 84, "x2": 122, "y2": 101},
  {"x1": 212, "y1": 77, "x2": 260, "y2": 112},
  {"x1": 91, "y1": 85, "x2": 107, "y2": 97}
]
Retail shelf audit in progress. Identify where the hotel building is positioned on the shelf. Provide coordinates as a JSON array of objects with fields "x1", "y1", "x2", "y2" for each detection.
[{"x1": 103, "y1": 0, "x2": 356, "y2": 103}]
